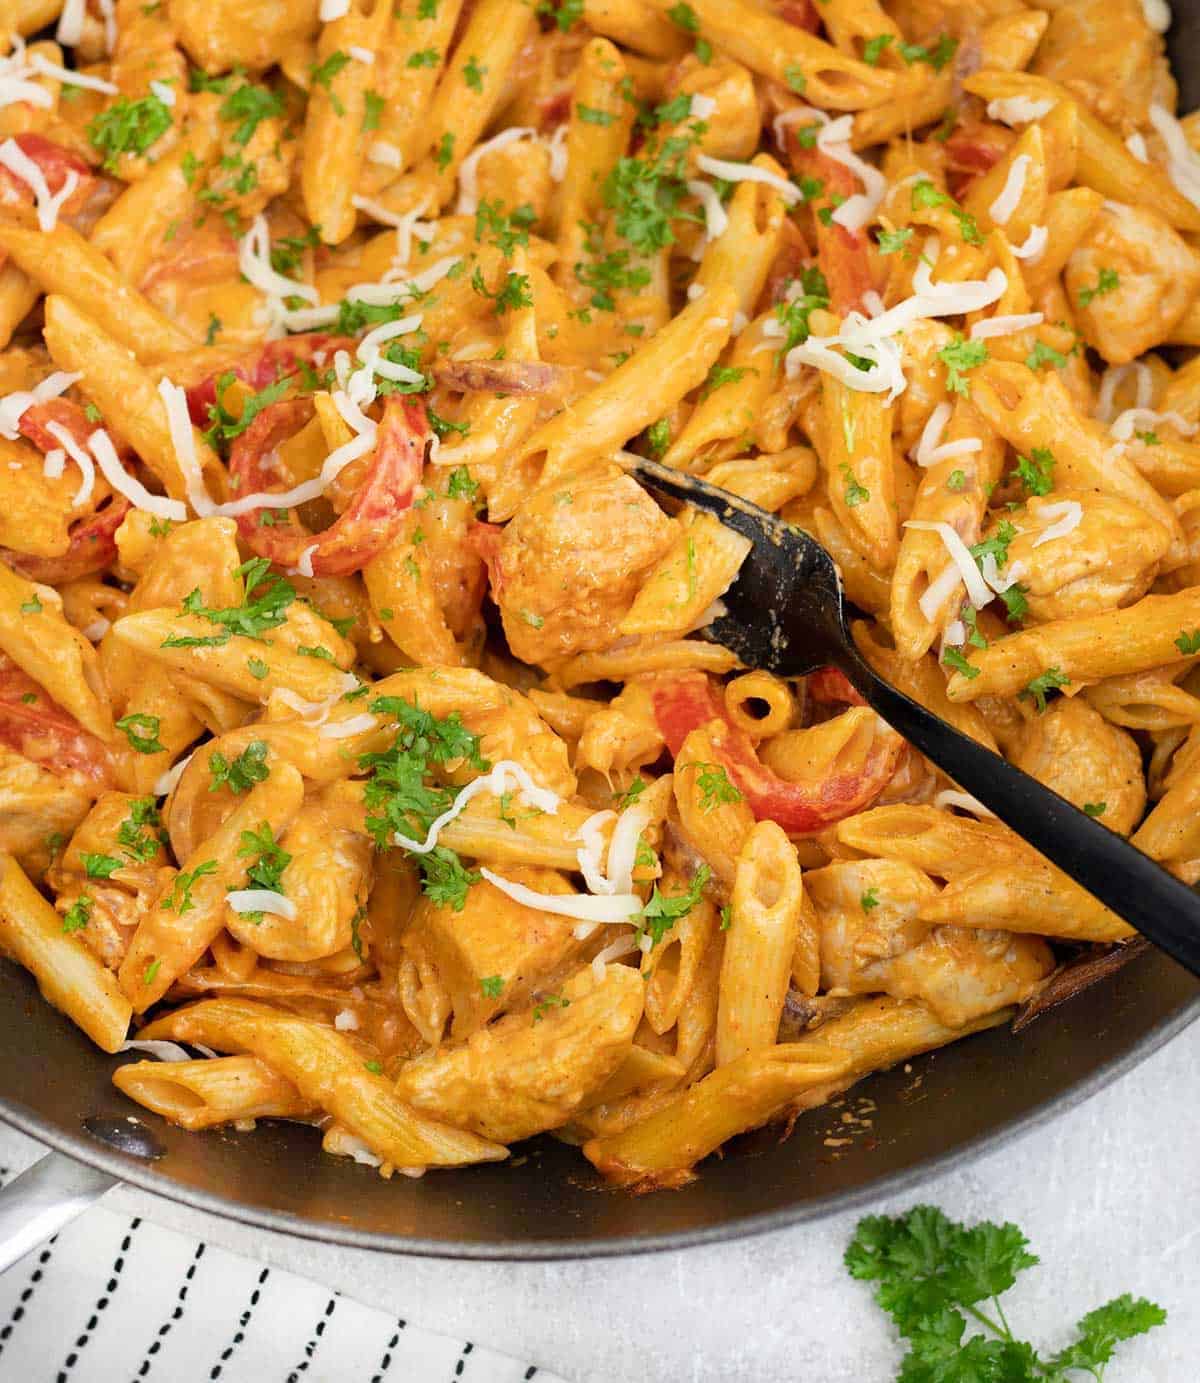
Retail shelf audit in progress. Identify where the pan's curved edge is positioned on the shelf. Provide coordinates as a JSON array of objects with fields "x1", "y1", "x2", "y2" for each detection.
[{"x1": 3, "y1": 993, "x2": 1197, "y2": 1262}]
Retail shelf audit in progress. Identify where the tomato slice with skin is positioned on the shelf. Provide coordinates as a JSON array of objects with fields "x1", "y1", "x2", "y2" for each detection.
[
  {"x1": 649, "y1": 670, "x2": 899, "y2": 833},
  {"x1": 0, "y1": 134, "x2": 93, "y2": 222},
  {"x1": 184, "y1": 333, "x2": 357, "y2": 427},
  {"x1": 229, "y1": 394, "x2": 429, "y2": 577},
  {"x1": 0, "y1": 399, "x2": 130, "y2": 583},
  {"x1": 0, "y1": 653, "x2": 114, "y2": 789},
  {"x1": 807, "y1": 666, "x2": 867, "y2": 707},
  {"x1": 788, "y1": 146, "x2": 876, "y2": 314}
]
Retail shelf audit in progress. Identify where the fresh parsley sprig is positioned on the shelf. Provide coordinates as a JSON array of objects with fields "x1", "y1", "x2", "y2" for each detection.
[{"x1": 846, "y1": 1205, "x2": 1165, "y2": 1382}]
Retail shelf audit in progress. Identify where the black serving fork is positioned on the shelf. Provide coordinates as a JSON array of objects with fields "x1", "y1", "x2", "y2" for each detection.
[{"x1": 622, "y1": 453, "x2": 1200, "y2": 979}]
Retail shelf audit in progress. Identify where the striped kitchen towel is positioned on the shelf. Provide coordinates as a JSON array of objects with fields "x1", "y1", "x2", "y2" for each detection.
[{"x1": 0, "y1": 1156, "x2": 567, "y2": 1383}]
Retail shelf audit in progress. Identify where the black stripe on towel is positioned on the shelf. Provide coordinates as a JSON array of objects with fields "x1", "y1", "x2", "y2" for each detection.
[
  {"x1": 208, "y1": 1266, "x2": 270, "y2": 1380},
  {"x1": 134, "y1": 1241, "x2": 206, "y2": 1378},
  {"x1": 285, "y1": 1295, "x2": 337, "y2": 1381},
  {"x1": 56, "y1": 1216, "x2": 142, "y2": 1382},
  {"x1": 0, "y1": 1236, "x2": 57, "y2": 1359},
  {"x1": 370, "y1": 1319, "x2": 407, "y2": 1382}
]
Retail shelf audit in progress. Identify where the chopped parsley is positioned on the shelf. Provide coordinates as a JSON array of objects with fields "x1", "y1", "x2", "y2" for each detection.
[
  {"x1": 646, "y1": 418, "x2": 670, "y2": 459},
  {"x1": 310, "y1": 51, "x2": 351, "y2": 116},
  {"x1": 619, "y1": 777, "x2": 648, "y2": 808},
  {"x1": 938, "y1": 334, "x2": 988, "y2": 395},
  {"x1": 841, "y1": 464, "x2": 870, "y2": 508},
  {"x1": 362, "y1": 89, "x2": 384, "y2": 132},
  {"x1": 574, "y1": 249, "x2": 651, "y2": 311},
  {"x1": 474, "y1": 199, "x2": 536, "y2": 255},
  {"x1": 238, "y1": 821, "x2": 291, "y2": 895},
  {"x1": 19, "y1": 594, "x2": 41, "y2": 614},
  {"x1": 1020, "y1": 667, "x2": 1071, "y2": 713},
  {"x1": 407, "y1": 47, "x2": 440, "y2": 68},
  {"x1": 1026, "y1": 340, "x2": 1068, "y2": 372},
  {"x1": 532, "y1": 994, "x2": 570, "y2": 1022},
  {"x1": 434, "y1": 131, "x2": 455, "y2": 170},
  {"x1": 689, "y1": 762, "x2": 742, "y2": 812},
  {"x1": 82, "y1": 852, "x2": 122, "y2": 880},
  {"x1": 637, "y1": 864, "x2": 711, "y2": 948},
  {"x1": 201, "y1": 372, "x2": 291, "y2": 454},
  {"x1": 603, "y1": 121, "x2": 707, "y2": 255},
  {"x1": 209, "y1": 740, "x2": 270, "y2": 794},
  {"x1": 1175, "y1": 628, "x2": 1200, "y2": 655},
  {"x1": 947, "y1": 469, "x2": 967, "y2": 492},
  {"x1": 1078, "y1": 266, "x2": 1119, "y2": 308},
  {"x1": 117, "y1": 798, "x2": 168, "y2": 863},
  {"x1": 578, "y1": 103, "x2": 616, "y2": 126},
  {"x1": 1015, "y1": 446, "x2": 1055, "y2": 496},
  {"x1": 62, "y1": 894, "x2": 92, "y2": 933},
  {"x1": 463, "y1": 55, "x2": 486, "y2": 92},
  {"x1": 220, "y1": 81, "x2": 285, "y2": 146},
  {"x1": 480, "y1": 975, "x2": 504, "y2": 998},
  {"x1": 173, "y1": 558, "x2": 295, "y2": 646},
  {"x1": 969, "y1": 520, "x2": 1018, "y2": 570},
  {"x1": 877, "y1": 227, "x2": 913, "y2": 254},
  {"x1": 898, "y1": 34, "x2": 958, "y2": 71},
  {"x1": 87, "y1": 95, "x2": 173, "y2": 171},
  {"x1": 1083, "y1": 802, "x2": 1107, "y2": 817},
  {"x1": 164, "y1": 859, "x2": 219, "y2": 914},
  {"x1": 116, "y1": 713, "x2": 165, "y2": 755},
  {"x1": 471, "y1": 266, "x2": 533, "y2": 315},
  {"x1": 860, "y1": 888, "x2": 880, "y2": 911},
  {"x1": 862, "y1": 34, "x2": 894, "y2": 65},
  {"x1": 446, "y1": 466, "x2": 479, "y2": 501},
  {"x1": 999, "y1": 582, "x2": 1029, "y2": 624},
  {"x1": 942, "y1": 646, "x2": 979, "y2": 679},
  {"x1": 536, "y1": 0, "x2": 583, "y2": 31}
]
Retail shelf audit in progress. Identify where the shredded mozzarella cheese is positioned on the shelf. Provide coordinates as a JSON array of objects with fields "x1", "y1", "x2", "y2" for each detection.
[
  {"x1": 44, "y1": 420, "x2": 95, "y2": 507},
  {"x1": 917, "y1": 562, "x2": 964, "y2": 623},
  {"x1": 368, "y1": 140, "x2": 403, "y2": 169},
  {"x1": 1012, "y1": 225, "x2": 1048, "y2": 261},
  {"x1": 42, "y1": 447, "x2": 66, "y2": 479},
  {"x1": 117, "y1": 1039, "x2": 196, "y2": 1062},
  {"x1": 969, "y1": 312, "x2": 1043, "y2": 341},
  {"x1": 1096, "y1": 361, "x2": 1154, "y2": 421},
  {"x1": 89, "y1": 429, "x2": 187, "y2": 521},
  {"x1": 695, "y1": 153, "x2": 800, "y2": 205},
  {"x1": 547, "y1": 123, "x2": 569, "y2": 181},
  {"x1": 154, "y1": 751, "x2": 195, "y2": 798},
  {"x1": 320, "y1": 0, "x2": 351, "y2": 16},
  {"x1": 932, "y1": 789, "x2": 996, "y2": 818},
  {"x1": 986, "y1": 97, "x2": 1053, "y2": 126},
  {"x1": 319, "y1": 713, "x2": 378, "y2": 739},
  {"x1": 592, "y1": 932, "x2": 640, "y2": 981},
  {"x1": 296, "y1": 543, "x2": 319, "y2": 577},
  {"x1": 27, "y1": 55, "x2": 117, "y2": 94},
  {"x1": 1126, "y1": 132, "x2": 1150, "y2": 163},
  {"x1": 1142, "y1": 0, "x2": 1171, "y2": 32},
  {"x1": 480, "y1": 868, "x2": 641, "y2": 924},
  {"x1": 904, "y1": 520, "x2": 993, "y2": 608},
  {"x1": 988, "y1": 154, "x2": 1030, "y2": 226},
  {"x1": 1110, "y1": 406, "x2": 1197, "y2": 441},
  {"x1": 572, "y1": 810, "x2": 617, "y2": 895},
  {"x1": 0, "y1": 138, "x2": 76, "y2": 231},
  {"x1": 391, "y1": 760, "x2": 560, "y2": 855},
  {"x1": 686, "y1": 179, "x2": 729, "y2": 240},
  {"x1": 348, "y1": 45, "x2": 375, "y2": 64},
  {"x1": 455, "y1": 127, "x2": 536, "y2": 214},
  {"x1": 227, "y1": 890, "x2": 298, "y2": 920},
  {"x1": 334, "y1": 1010, "x2": 360, "y2": 1031},
  {"x1": 912, "y1": 402, "x2": 983, "y2": 466},
  {"x1": 150, "y1": 79, "x2": 176, "y2": 106},
  {"x1": 56, "y1": 0, "x2": 88, "y2": 46},
  {"x1": 1031, "y1": 499, "x2": 1083, "y2": 547},
  {"x1": 1149, "y1": 104, "x2": 1200, "y2": 210}
]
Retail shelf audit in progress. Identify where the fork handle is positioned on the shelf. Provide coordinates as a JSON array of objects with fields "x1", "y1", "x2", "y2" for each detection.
[{"x1": 842, "y1": 652, "x2": 1200, "y2": 978}]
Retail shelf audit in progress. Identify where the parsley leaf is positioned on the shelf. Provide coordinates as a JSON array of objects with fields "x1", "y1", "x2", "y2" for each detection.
[
  {"x1": 861, "y1": 888, "x2": 880, "y2": 911},
  {"x1": 118, "y1": 798, "x2": 167, "y2": 863},
  {"x1": 532, "y1": 993, "x2": 570, "y2": 1022},
  {"x1": 219, "y1": 81, "x2": 285, "y2": 146},
  {"x1": 700, "y1": 364, "x2": 751, "y2": 399},
  {"x1": 863, "y1": 34, "x2": 894, "y2": 65},
  {"x1": 687, "y1": 762, "x2": 742, "y2": 812},
  {"x1": 969, "y1": 520, "x2": 1018, "y2": 570},
  {"x1": 82, "y1": 852, "x2": 123, "y2": 880},
  {"x1": 942, "y1": 646, "x2": 979, "y2": 679},
  {"x1": 209, "y1": 740, "x2": 270, "y2": 794},
  {"x1": 846, "y1": 1205, "x2": 1164, "y2": 1383},
  {"x1": 1020, "y1": 667, "x2": 1071, "y2": 713},
  {"x1": 62, "y1": 894, "x2": 92, "y2": 933},
  {"x1": 471, "y1": 266, "x2": 533, "y2": 315},
  {"x1": 1078, "y1": 266, "x2": 1119, "y2": 308},
  {"x1": 638, "y1": 865, "x2": 711, "y2": 948},
  {"x1": 238, "y1": 821, "x2": 291, "y2": 894},
  {"x1": 938, "y1": 334, "x2": 988, "y2": 395},
  {"x1": 164, "y1": 859, "x2": 219, "y2": 914},
  {"x1": 1015, "y1": 446, "x2": 1055, "y2": 496},
  {"x1": 310, "y1": 51, "x2": 351, "y2": 116},
  {"x1": 841, "y1": 463, "x2": 870, "y2": 508},
  {"x1": 87, "y1": 94, "x2": 172, "y2": 171},
  {"x1": 1082, "y1": 802, "x2": 1107, "y2": 817},
  {"x1": 1027, "y1": 340, "x2": 1068, "y2": 372},
  {"x1": 480, "y1": 975, "x2": 504, "y2": 998},
  {"x1": 202, "y1": 372, "x2": 291, "y2": 454},
  {"x1": 536, "y1": 0, "x2": 583, "y2": 31},
  {"x1": 1175, "y1": 628, "x2": 1200, "y2": 655},
  {"x1": 877, "y1": 227, "x2": 913, "y2": 254},
  {"x1": 116, "y1": 713, "x2": 165, "y2": 755},
  {"x1": 178, "y1": 559, "x2": 295, "y2": 643},
  {"x1": 474, "y1": 198, "x2": 537, "y2": 255}
]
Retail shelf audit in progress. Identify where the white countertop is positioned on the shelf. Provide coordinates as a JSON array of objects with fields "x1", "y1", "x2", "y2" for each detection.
[{"x1": 9, "y1": 1021, "x2": 1193, "y2": 1382}]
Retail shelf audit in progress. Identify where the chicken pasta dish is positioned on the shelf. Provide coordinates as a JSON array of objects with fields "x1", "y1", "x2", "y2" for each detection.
[{"x1": 0, "y1": 0, "x2": 1198, "y2": 1190}]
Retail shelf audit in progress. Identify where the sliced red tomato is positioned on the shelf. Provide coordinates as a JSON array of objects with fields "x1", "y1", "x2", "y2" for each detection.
[
  {"x1": 1, "y1": 399, "x2": 130, "y2": 582},
  {"x1": 0, "y1": 653, "x2": 113, "y2": 789},
  {"x1": 2, "y1": 496, "x2": 129, "y2": 584},
  {"x1": 185, "y1": 333, "x2": 357, "y2": 426},
  {"x1": 944, "y1": 122, "x2": 1012, "y2": 199},
  {"x1": 229, "y1": 395, "x2": 428, "y2": 577},
  {"x1": 789, "y1": 147, "x2": 875, "y2": 314},
  {"x1": 807, "y1": 666, "x2": 867, "y2": 707},
  {"x1": 0, "y1": 134, "x2": 94, "y2": 221},
  {"x1": 649, "y1": 670, "x2": 899, "y2": 833}
]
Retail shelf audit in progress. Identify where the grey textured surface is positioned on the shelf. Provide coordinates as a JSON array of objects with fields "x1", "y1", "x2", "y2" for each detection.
[{"x1": 6, "y1": 1022, "x2": 1196, "y2": 1381}]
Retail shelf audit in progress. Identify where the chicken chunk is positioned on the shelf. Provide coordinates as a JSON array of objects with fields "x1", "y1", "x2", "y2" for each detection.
[
  {"x1": 1032, "y1": 0, "x2": 1174, "y2": 132},
  {"x1": 1065, "y1": 202, "x2": 1200, "y2": 364},
  {"x1": 1013, "y1": 696, "x2": 1146, "y2": 835},
  {"x1": 492, "y1": 468, "x2": 677, "y2": 664}
]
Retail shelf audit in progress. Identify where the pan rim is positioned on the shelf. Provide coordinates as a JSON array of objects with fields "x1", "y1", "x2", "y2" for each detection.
[{"x1": 2, "y1": 991, "x2": 1196, "y2": 1261}]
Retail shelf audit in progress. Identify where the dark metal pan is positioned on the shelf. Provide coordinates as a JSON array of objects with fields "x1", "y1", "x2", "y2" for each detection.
[{"x1": 3, "y1": 14, "x2": 1200, "y2": 1264}]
